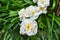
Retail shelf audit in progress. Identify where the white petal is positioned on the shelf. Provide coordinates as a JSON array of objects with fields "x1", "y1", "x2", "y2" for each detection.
[
  {"x1": 33, "y1": 0, "x2": 37, "y2": 3},
  {"x1": 26, "y1": 31, "x2": 35, "y2": 36},
  {"x1": 42, "y1": 10, "x2": 47, "y2": 13},
  {"x1": 18, "y1": 8, "x2": 26, "y2": 21},
  {"x1": 20, "y1": 26, "x2": 26, "y2": 34}
]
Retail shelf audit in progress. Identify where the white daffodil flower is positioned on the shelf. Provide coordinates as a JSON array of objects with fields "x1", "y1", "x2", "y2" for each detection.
[
  {"x1": 18, "y1": 8, "x2": 26, "y2": 21},
  {"x1": 33, "y1": 0, "x2": 50, "y2": 7},
  {"x1": 37, "y1": 6, "x2": 47, "y2": 14},
  {"x1": 38, "y1": 0, "x2": 50, "y2": 7},
  {"x1": 25, "y1": 5, "x2": 42, "y2": 20},
  {"x1": 20, "y1": 19, "x2": 38, "y2": 36}
]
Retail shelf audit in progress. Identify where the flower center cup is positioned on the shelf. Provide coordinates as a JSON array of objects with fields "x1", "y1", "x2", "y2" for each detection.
[
  {"x1": 40, "y1": 7, "x2": 45, "y2": 11},
  {"x1": 26, "y1": 23, "x2": 33, "y2": 31}
]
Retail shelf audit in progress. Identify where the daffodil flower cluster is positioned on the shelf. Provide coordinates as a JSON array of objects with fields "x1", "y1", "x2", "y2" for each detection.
[{"x1": 18, "y1": 0, "x2": 50, "y2": 36}]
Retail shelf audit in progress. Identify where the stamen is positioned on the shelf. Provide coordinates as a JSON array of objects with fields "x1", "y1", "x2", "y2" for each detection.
[
  {"x1": 40, "y1": 7, "x2": 45, "y2": 11},
  {"x1": 26, "y1": 23, "x2": 31, "y2": 30},
  {"x1": 33, "y1": 10, "x2": 37, "y2": 14},
  {"x1": 26, "y1": 23, "x2": 33, "y2": 31}
]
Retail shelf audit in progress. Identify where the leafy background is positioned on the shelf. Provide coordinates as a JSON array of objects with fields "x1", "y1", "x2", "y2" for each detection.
[{"x1": 0, "y1": 0, "x2": 60, "y2": 40}]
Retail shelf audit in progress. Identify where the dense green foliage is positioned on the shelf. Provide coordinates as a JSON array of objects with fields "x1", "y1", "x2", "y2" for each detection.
[{"x1": 0, "y1": 0, "x2": 60, "y2": 40}]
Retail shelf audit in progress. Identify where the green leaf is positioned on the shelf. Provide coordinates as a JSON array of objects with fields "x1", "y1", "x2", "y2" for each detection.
[
  {"x1": 46, "y1": 17, "x2": 53, "y2": 40},
  {"x1": 6, "y1": 34, "x2": 10, "y2": 40},
  {"x1": 24, "y1": 0, "x2": 33, "y2": 4},
  {"x1": 55, "y1": 19, "x2": 60, "y2": 27},
  {"x1": 53, "y1": 30, "x2": 59, "y2": 40},
  {"x1": 10, "y1": 17, "x2": 19, "y2": 22},
  {"x1": 52, "y1": 0, "x2": 56, "y2": 10},
  {"x1": 9, "y1": 11, "x2": 18, "y2": 15},
  {"x1": 48, "y1": 13, "x2": 60, "y2": 27},
  {"x1": 52, "y1": 12, "x2": 55, "y2": 27},
  {"x1": 0, "y1": 13, "x2": 8, "y2": 17},
  {"x1": 3, "y1": 31, "x2": 8, "y2": 40},
  {"x1": 2, "y1": 23, "x2": 15, "y2": 33},
  {"x1": 38, "y1": 16, "x2": 46, "y2": 29}
]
